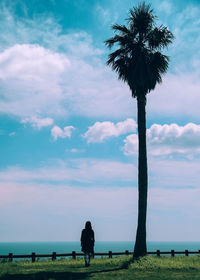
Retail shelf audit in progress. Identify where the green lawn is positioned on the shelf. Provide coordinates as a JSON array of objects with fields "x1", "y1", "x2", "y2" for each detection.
[{"x1": 1, "y1": 255, "x2": 200, "y2": 280}]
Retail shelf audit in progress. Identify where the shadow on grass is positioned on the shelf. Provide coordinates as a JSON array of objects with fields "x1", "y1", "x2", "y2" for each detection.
[
  {"x1": 1, "y1": 271, "x2": 84, "y2": 280},
  {"x1": 0, "y1": 265, "x2": 128, "y2": 280},
  {"x1": 120, "y1": 257, "x2": 134, "y2": 269}
]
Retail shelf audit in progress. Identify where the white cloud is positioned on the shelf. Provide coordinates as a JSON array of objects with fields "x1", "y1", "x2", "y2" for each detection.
[
  {"x1": 148, "y1": 73, "x2": 200, "y2": 120},
  {"x1": 70, "y1": 148, "x2": 80, "y2": 153},
  {"x1": 148, "y1": 123, "x2": 200, "y2": 156},
  {"x1": 157, "y1": 1, "x2": 172, "y2": 15},
  {"x1": 123, "y1": 122, "x2": 200, "y2": 156},
  {"x1": 21, "y1": 116, "x2": 54, "y2": 129},
  {"x1": 83, "y1": 118, "x2": 137, "y2": 143},
  {"x1": 123, "y1": 134, "x2": 138, "y2": 156},
  {"x1": 69, "y1": 148, "x2": 85, "y2": 153},
  {"x1": 95, "y1": 4, "x2": 118, "y2": 26},
  {"x1": 0, "y1": 44, "x2": 69, "y2": 80},
  {"x1": 0, "y1": 44, "x2": 70, "y2": 118},
  {"x1": 9, "y1": 132, "x2": 16, "y2": 136},
  {"x1": 51, "y1": 125, "x2": 75, "y2": 141}
]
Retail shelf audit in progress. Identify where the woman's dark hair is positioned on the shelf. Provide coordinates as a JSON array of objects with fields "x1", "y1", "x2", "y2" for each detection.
[{"x1": 85, "y1": 221, "x2": 92, "y2": 230}]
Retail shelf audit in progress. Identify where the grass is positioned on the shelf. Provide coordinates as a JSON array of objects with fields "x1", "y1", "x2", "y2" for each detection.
[{"x1": 0, "y1": 255, "x2": 200, "y2": 279}]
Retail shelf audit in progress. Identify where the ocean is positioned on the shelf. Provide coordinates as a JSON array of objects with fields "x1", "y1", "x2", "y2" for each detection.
[{"x1": 0, "y1": 241, "x2": 200, "y2": 255}]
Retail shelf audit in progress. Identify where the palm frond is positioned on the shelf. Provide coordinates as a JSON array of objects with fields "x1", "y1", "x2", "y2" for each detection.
[
  {"x1": 105, "y1": 34, "x2": 134, "y2": 49},
  {"x1": 147, "y1": 26, "x2": 174, "y2": 49},
  {"x1": 106, "y1": 48, "x2": 127, "y2": 65},
  {"x1": 151, "y1": 52, "x2": 169, "y2": 74},
  {"x1": 128, "y1": 2, "x2": 155, "y2": 35},
  {"x1": 109, "y1": 56, "x2": 131, "y2": 84},
  {"x1": 112, "y1": 24, "x2": 131, "y2": 35}
]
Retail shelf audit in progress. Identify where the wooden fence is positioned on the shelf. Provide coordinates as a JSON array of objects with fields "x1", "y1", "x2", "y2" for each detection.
[{"x1": 0, "y1": 249, "x2": 200, "y2": 262}]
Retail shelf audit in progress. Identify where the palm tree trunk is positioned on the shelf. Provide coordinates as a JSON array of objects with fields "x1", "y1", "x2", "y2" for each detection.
[{"x1": 133, "y1": 95, "x2": 148, "y2": 258}]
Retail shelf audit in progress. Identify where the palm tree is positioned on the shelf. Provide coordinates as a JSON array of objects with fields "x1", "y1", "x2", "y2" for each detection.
[{"x1": 105, "y1": 2, "x2": 174, "y2": 258}]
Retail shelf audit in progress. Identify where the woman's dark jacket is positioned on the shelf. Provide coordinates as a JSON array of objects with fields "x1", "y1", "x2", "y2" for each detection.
[{"x1": 81, "y1": 228, "x2": 95, "y2": 253}]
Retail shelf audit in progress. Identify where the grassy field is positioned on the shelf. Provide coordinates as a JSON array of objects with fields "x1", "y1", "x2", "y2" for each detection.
[{"x1": 1, "y1": 255, "x2": 200, "y2": 280}]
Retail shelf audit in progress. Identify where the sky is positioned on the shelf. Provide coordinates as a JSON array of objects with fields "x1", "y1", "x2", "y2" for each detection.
[{"x1": 0, "y1": 0, "x2": 200, "y2": 243}]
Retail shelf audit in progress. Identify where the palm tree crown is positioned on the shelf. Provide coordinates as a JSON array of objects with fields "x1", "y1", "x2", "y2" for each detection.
[{"x1": 105, "y1": 2, "x2": 174, "y2": 98}]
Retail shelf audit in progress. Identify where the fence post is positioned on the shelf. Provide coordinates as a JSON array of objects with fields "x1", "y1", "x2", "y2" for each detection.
[
  {"x1": 156, "y1": 250, "x2": 160, "y2": 257},
  {"x1": 171, "y1": 250, "x2": 175, "y2": 257},
  {"x1": 32, "y1": 252, "x2": 36, "y2": 262},
  {"x1": 108, "y1": 251, "x2": 112, "y2": 258},
  {"x1": 52, "y1": 252, "x2": 56, "y2": 261},
  {"x1": 72, "y1": 251, "x2": 76, "y2": 260},
  {"x1": 185, "y1": 250, "x2": 189, "y2": 256},
  {"x1": 125, "y1": 250, "x2": 129, "y2": 256},
  {"x1": 8, "y1": 253, "x2": 13, "y2": 262}
]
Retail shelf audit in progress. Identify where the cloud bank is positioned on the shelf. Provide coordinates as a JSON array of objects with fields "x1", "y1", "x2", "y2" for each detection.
[
  {"x1": 0, "y1": 44, "x2": 69, "y2": 118},
  {"x1": 21, "y1": 116, "x2": 54, "y2": 129},
  {"x1": 0, "y1": 159, "x2": 137, "y2": 184},
  {"x1": 1, "y1": 180, "x2": 200, "y2": 241},
  {"x1": 0, "y1": 7, "x2": 200, "y2": 123},
  {"x1": 83, "y1": 119, "x2": 137, "y2": 143},
  {"x1": 124, "y1": 123, "x2": 200, "y2": 156}
]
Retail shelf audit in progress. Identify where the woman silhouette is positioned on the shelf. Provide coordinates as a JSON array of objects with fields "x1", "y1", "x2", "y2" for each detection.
[{"x1": 81, "y1": 221, "x2": 95, "y2": 267}]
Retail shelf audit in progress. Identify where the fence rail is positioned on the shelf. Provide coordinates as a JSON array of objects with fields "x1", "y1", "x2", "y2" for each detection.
[{"x1": 0, "y1": 250, "x2": 200, "y2": 262}]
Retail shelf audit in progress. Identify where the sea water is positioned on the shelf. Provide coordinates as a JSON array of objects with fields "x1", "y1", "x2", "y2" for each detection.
[{"x1": 0, "y1": 241, "x2": 200, "y2": 255}]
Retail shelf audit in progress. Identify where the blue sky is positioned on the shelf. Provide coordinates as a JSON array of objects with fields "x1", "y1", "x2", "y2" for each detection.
[{"x1": 0, "y1": 0, "x2": 200, "y2": 242}]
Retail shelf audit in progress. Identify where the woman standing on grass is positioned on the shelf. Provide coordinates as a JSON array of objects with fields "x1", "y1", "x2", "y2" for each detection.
[{"x1": 81, "y1": 221, "x2": 95, "y2": 267}]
